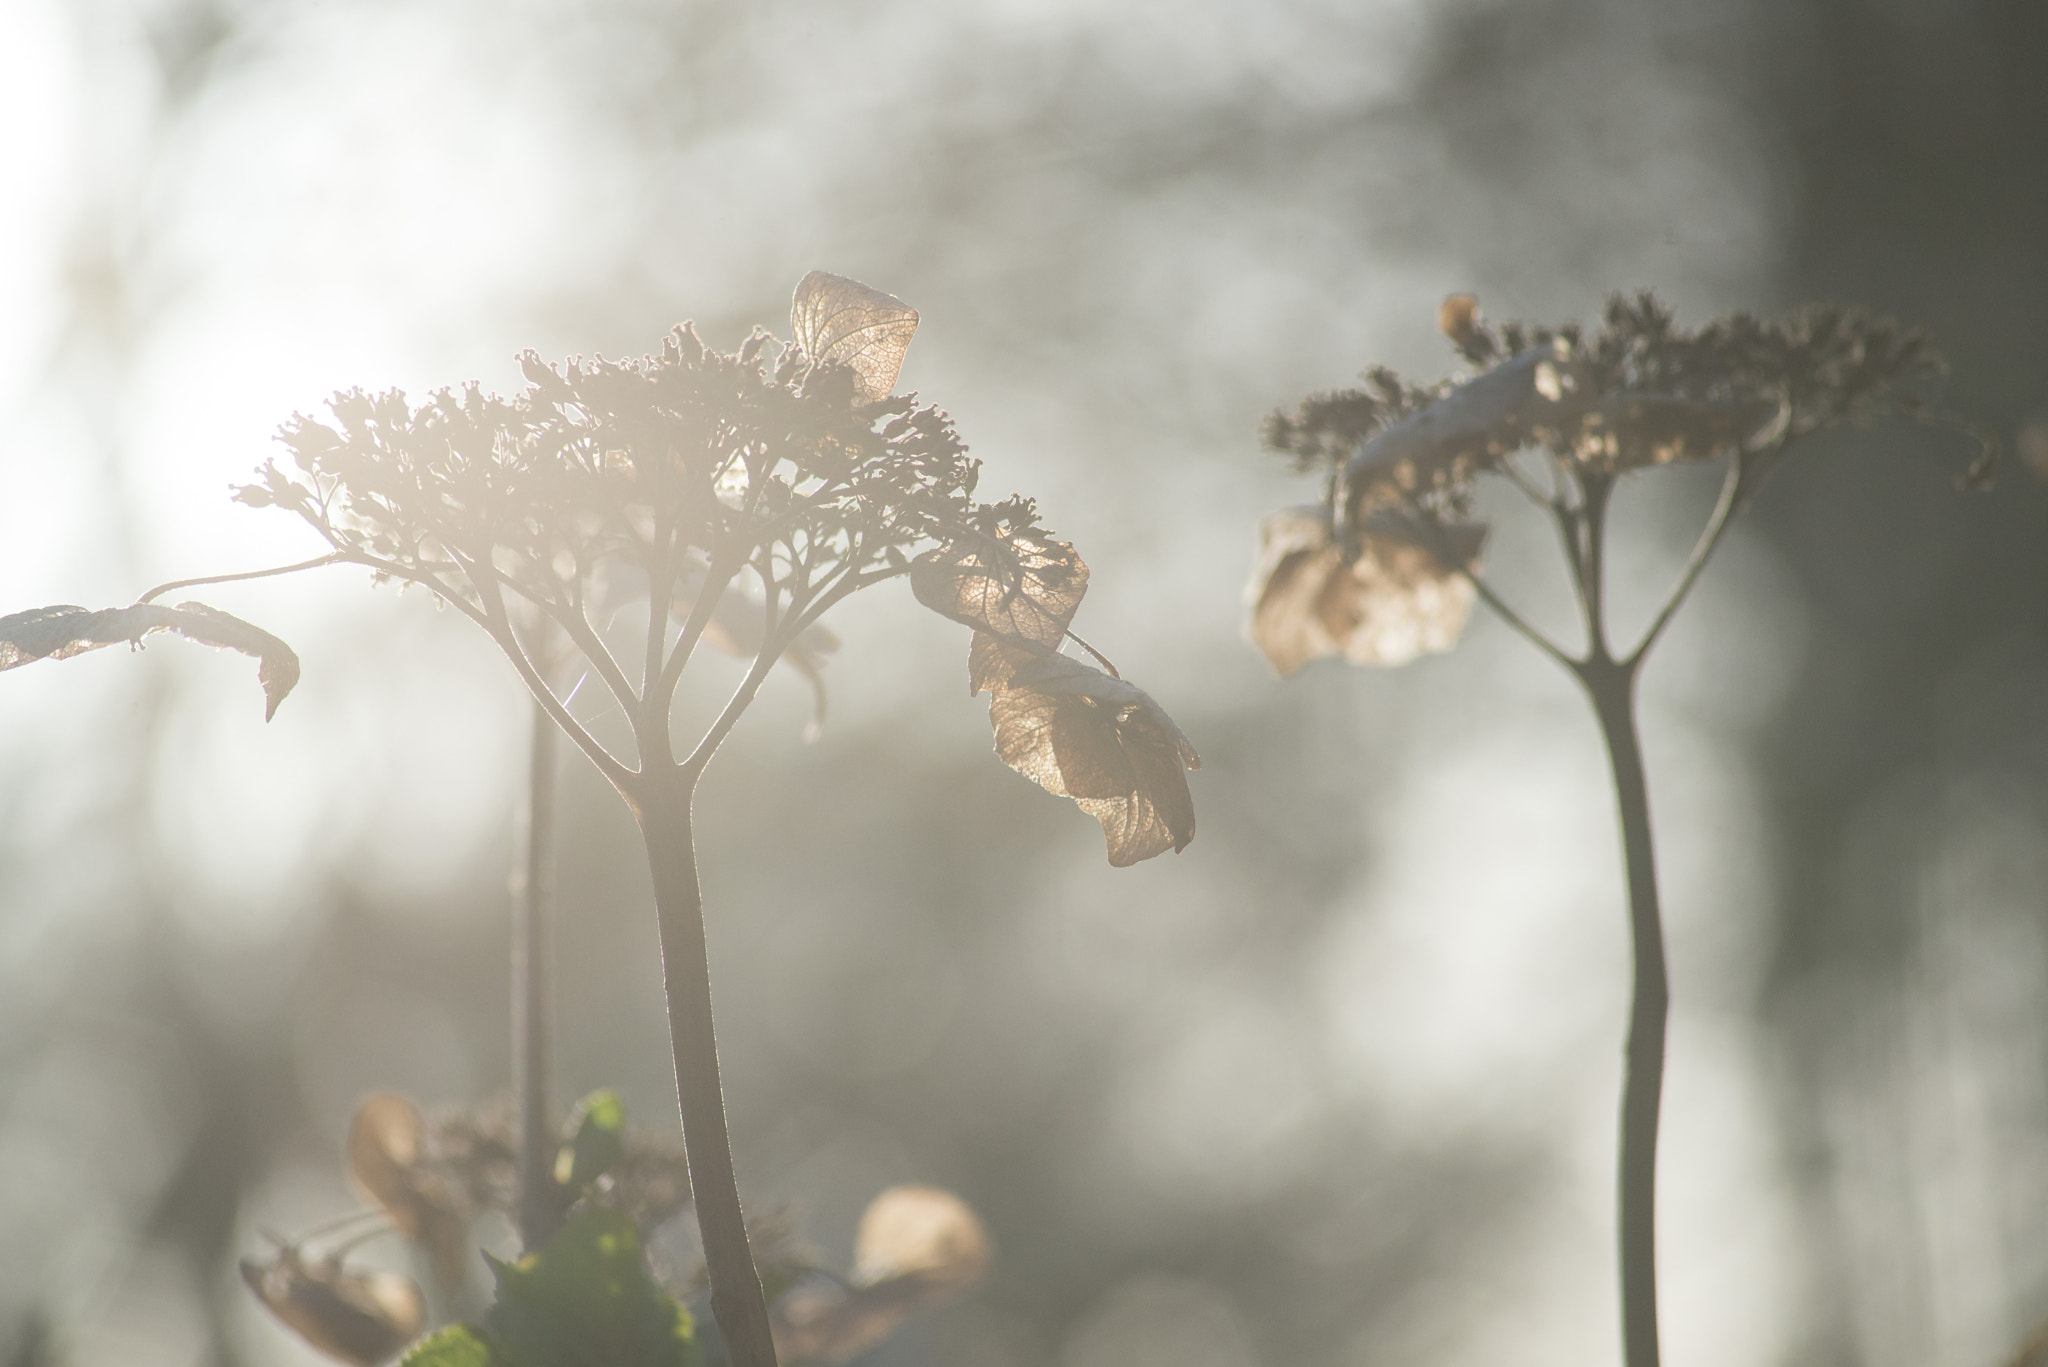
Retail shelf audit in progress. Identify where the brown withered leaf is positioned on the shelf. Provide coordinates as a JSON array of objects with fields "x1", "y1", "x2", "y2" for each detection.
[
  {"x1": 0, "y1": 600, "x2": 299, "y2": 719},
  {"x1": 240, "y1": 1246, "x2": 425, "y2": 1366},
  {"x1": 773, "y1": 1186, "x2": 992, "y2": 1367},
  {"x1": 790, "y1": 271, "x2": 920, "y2": 403},
  {"x1": 346, "y1": 1093, "x2": 472, "y2": 1294},
  {"x1": 909, "y1": 532, "x2": 1089, "y2": 692},
  {"x1": 1248, "y1": 506, "x2": 1483, "y2": 674},
  {"x1": 981, "y1": 641, "x2": 1199, "y2": 867}
]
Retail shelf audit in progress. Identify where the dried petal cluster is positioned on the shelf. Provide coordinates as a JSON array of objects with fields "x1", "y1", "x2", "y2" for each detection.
[
  {"x1": 912, "y1": 532, "x2": 1199, "y2": 866},
  {"x1": 239, "y1": 271, "x2": 1194, "y2": 865},
  {"x1": 1251, "y1": 292, "x2": 1967, "y2": 674},
  {"x1": 240, "y1": 284, "x2": 985, "y2": 639}
]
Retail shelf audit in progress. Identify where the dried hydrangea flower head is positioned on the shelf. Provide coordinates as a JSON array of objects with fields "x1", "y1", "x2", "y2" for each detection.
[
  {"x1": 1251, "y1": 290, "x2": 1984, "y2": 676},
  {"x1": 1250, "y1": 290, "x2": 1986, "y2": 1367},
  {"x1": 239, "y1": 272, "x2": 1194, "y2": 1367}
]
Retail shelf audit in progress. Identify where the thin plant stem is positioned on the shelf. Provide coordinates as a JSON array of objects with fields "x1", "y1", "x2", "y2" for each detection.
[
  {"x1": 1576, "y1": 656, "x2": 1666, "y2": 1367},
  {"x1": 513, "y1": 697, "x2": 560, "y2": 1251},
  {"x1": 639, "y1": 769, "x2": 778, "y2": 1367},
  {"x1": 135, "y1": 552, "x2": 345, "y2": 604}
]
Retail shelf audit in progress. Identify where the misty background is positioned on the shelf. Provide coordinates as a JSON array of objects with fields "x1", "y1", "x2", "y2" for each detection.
[{"x1": 1, "y1": 0, "x2": 2044, "y2": 1364}]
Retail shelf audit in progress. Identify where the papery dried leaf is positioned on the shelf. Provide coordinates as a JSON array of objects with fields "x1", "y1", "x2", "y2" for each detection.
[
  {"x1": 347, "y1": 1094, "x2": 472, "y2": 1294},
  {"x1": 0, "y1": 601, "x2": 300, "y2": 719},
  {"x1": 851, "y1": 1185, "x2": 992, "y2": 1289},
  {"x1": 791, "y1": 272, "x2": 919, "y2": 403},
  {"x1": 241, "y1": 1248, "x2": 425, "y2": 1366},
  {"x1": 910, "y1": 532, "x2": 1088, "y2": 691},
  {"x1": 772, "y1": 1187, "x2": 992, "y2": 1367},
  {"x1": 1247, "y1": 507, "x2": 1481, "y2": 674},
  {"x1": 984, "y1": 644, "x2": 1198, "y2": 866},
  {"x1": 1341, "y1": 343, "x2": 1583, "y2": 526}
]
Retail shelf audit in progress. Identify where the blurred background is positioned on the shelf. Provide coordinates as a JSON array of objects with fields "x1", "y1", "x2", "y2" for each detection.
[{"x1": 1, "y1": 0, "x2": 2045, "y2": 1364}]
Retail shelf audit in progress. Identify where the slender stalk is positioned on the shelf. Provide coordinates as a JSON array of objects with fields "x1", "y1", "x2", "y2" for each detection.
[
  {"x1": 1576, "y1": 655, "x2": 1666, "y2": 1367},
  {"x1": 639, "y1": 769, "x2": 778, "y2": 1367},
  {"x1": 513, "y1": 698, "x2": 561, "y2": 1251}
]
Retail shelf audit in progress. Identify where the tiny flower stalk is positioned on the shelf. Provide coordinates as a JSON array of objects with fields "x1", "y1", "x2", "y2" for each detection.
[
  {"x1": 238, "y1": 272, "x2": 1198, "y2": 1365},
  {"x1": 1252, "y1": 292, "x2": 1986, "y2": 1367}
]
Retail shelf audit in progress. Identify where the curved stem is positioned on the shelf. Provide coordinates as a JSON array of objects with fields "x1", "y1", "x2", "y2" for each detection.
[
  {"x1": 135, "y1": 552, "x2": 345, "y2": 604},
  {"x1": 639, "y1": 772, "x2": 779, "y2": 1367},
  {"x1": 1577, "y1": 657, "x2": 1667, "y2": 1367},
  {"x1": 513, "y1": 698, "x2": 561, "y2": 1251}
]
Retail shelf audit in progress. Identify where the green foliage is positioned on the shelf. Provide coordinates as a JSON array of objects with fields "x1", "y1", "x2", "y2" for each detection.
[
  {"x1": 553, "y1": 1090, "x2": 627, "y2": 1195},
  {"x1": 400, "y1": 1326, "x2": 493, "y2": 1367},
  {"x1": 399, "y1": 1205, "x2": 695, "y2": 1367}
]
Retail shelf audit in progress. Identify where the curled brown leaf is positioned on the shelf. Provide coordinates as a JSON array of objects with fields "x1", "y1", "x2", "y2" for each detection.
[
  {"x1": 346, "y1": 1093, "x2": 472, "y2": 1294},
  {"x1": 981, "y1": 641, "x2": 1199, "y2": 867},
  {"x1": 1248, "y1": 507, "x2": 1482, "y2": 674},
  {"x1": 240, "y1": 1246, "x2": 425, "y2": 1366},
  {"x1": 790, "y1": 272, "x2": 920, "y2": 403},
  {"x1": 0, "y1": 600, "x2": 300, "y2": 719},
  {"x1": 772, "y1": 1186, "x2": 992, "y2": 1367}
]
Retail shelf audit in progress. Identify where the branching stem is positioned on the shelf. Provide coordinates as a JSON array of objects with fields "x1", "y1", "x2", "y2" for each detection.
[{"x1": 135, "y1": 552, "x2": 345, "y2": 604}]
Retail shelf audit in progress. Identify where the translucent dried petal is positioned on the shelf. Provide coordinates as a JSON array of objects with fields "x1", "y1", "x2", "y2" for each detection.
[
  {"x1": 910, "y1": 532, "x2": 1088, "y2": 680},
  {"x1": 0, "y1": 601, "x2": 300, "y2": 719},
  {"x1": 984, "y1": 643, "x2": 1198, "y2": 866},
  {"x1": 790, "y1": 272, "x2": 919, "y2": 403},
  {"x1": 1247, "y1": 507, "x2": 1481, "y2": 673},
  {"x1": 241, "y1": 1247, "x2": 425, "y2": 1366}
]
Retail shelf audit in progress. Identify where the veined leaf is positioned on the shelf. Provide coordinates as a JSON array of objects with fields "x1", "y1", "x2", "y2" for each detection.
[{"x1": 790, "y1": 272, "x2": 919, "y2": 403}]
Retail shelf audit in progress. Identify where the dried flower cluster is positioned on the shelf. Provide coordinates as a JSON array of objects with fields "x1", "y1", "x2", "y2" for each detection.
[
  {"x1": 1250, "y1": 291, "x2": 1978, "y2": 674},
  {"x1": 238, "y1": 272, "x2": 1195, "y2": 864}
]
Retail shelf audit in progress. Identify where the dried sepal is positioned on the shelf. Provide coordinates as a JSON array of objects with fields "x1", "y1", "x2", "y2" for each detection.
[
  {"x1": 910, "y1": 532, "x2": 1087, "y2": 652},
  {"x1": 772, "y1": 1186, "x2": 992, "y2": 1366},
  {"x1": 791, "y1": 271, "x2": 920, "y2": 403},
  {"x1": 981, "y1": 640, "x2": 1199, "y2": 867},
  {"x1": 1248, "y1": 507, "x2": 1482, "y2": 674},
  {"x1": 241, "y1": 1245, "x2": 426, "y2": 1366},
  {"x1": 347, "y1": 1094, "x2": 474, "y2": 1294},
  {"x1": 0, "y1": 600, "x2": 299, "y2": 719}
]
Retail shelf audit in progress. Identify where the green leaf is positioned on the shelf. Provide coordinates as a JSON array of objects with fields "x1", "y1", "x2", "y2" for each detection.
[
  {"x1": 483, "y1": 1204, "x2": 695, "y2": 1367},
  {"x1": 400, "y1": 1324, "x2": 496, "y2": 1367},
  {"x1": 553, "y1": 1089, "x2": 627, "y2": 1192}
]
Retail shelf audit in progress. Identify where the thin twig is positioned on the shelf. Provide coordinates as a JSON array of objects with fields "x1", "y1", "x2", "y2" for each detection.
[
  {"x1": 136, "y1": 552, "x2": 345, "y2": 604},
  {"x1": 1621, "y1": 453, "x2": 1745, "y2": 669},
  {"x1": 1403, "y1": 496, "x2": 1577, "y2": 670}
]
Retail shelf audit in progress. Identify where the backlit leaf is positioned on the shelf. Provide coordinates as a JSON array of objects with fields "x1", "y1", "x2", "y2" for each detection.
[
  {"x1": 241, "y1": 1247, "x2": 426, "y2": 1366},
  {"x1": 790, "y1": 272, "x2": 919, "y2": 403},
  {"x1": 909, "y1": 532, "x2": 1088, "y2": 692},
  {"x1": 1247, "y1": 506, "x2": 1482, "y2": 673},
  {"x1": 553, "y1": 1089, "x2": 627, "y2": 1192},
  {"x1": 981, "y1": 642, "x2": 1199, "y2": 867},
  {"x1": 0, "y1": 600, "x2": 299, "y2": 719}
]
